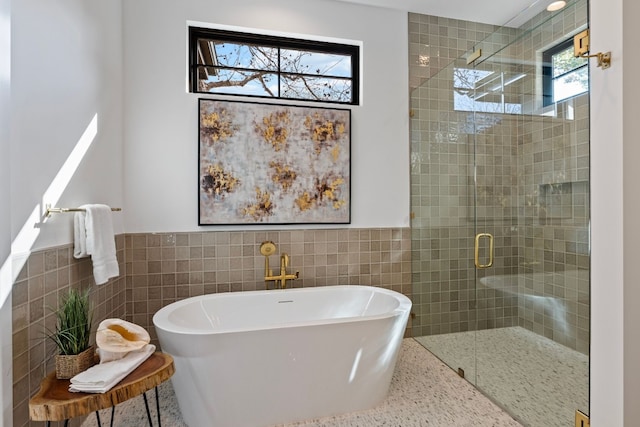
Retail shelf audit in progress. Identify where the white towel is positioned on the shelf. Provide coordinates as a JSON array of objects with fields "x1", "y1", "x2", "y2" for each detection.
[
  {"x1": 73, "y1": 204, "x2": 119, "y2": 285},
  {"x1": 69, "y1": 344, "x2": 156, "y2": 393},
  {"x1": 73, "y1": 210, "x2": 88, "y2": 258}
]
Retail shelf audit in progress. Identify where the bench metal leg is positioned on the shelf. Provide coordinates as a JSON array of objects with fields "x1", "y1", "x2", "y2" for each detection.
[
  {"x1": 155, "y1": 386, "x2": 162, "y2": 427},
  {"x1": 45, "y1": 388, "x2": 159, "y2": 427},
  {"x1": 143, "y1": 391, "x2": 153, "y2": 426},
  {"x1": 110, "y1": 405, "x2": 115, "y2": 427},
  {"x1": 141, "y1": 386, "x2": 162, "y2": 427}
]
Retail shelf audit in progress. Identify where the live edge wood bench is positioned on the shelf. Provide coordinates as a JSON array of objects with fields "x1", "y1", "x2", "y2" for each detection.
[{"x1": 29, "y1": 352, "x2": 174, "y2": 427}]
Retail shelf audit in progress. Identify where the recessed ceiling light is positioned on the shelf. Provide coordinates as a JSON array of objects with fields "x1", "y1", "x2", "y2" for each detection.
[{"x1": 547, "y1": 1, "x2": 567, "y2": 11}]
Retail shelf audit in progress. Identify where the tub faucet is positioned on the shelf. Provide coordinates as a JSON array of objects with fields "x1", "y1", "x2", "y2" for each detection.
[{"x1": 260, "y1": 241, "x2": 299, "y2": 289}]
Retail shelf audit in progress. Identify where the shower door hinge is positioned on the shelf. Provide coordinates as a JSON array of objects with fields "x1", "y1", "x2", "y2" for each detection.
[
  {"x1": 573, "y1": 29, "x2": 611, "y2": 69},
  {"x1": 575, "y1": 410, "x2": 590, "y2": 427},
  {"x1": 466, "y1": 48, "x2": 482, "y2": 64}
]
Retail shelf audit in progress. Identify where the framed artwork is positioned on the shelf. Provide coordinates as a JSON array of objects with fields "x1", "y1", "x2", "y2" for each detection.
[{"x1": 198, "y1": 99, "x2": 351, "y2": 225}]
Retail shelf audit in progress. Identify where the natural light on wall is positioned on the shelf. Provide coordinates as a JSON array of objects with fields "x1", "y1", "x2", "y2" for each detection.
[
  {"x1": 0, "y1": 8, "x2": 10, "y2": 313},
  {"x1": 0, "y1": 114, "x2": 98, "y2": 308},
  {"x1": 0, "y1": 14, "x2": 8, "y2": 83}
]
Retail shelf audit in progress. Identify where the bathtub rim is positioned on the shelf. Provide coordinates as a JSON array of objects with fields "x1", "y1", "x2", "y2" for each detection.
[{"x1": 152, "y1": 285, "x2": 411, "y2": 336}]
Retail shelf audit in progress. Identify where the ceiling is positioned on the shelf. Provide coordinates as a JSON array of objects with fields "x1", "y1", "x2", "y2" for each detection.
[{"x1": 331, "y1": 0, "x2": 552, "y2": 27}]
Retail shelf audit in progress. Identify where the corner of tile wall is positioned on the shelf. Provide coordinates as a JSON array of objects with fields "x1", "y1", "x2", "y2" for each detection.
[{"x1": 11, "y1": 236, "x2": 126, "y2": 427}]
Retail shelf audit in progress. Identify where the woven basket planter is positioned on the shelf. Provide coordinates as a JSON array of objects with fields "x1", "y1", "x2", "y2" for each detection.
[{"x1": 55, "y1": 346, "x2": 95, "y2": 379}]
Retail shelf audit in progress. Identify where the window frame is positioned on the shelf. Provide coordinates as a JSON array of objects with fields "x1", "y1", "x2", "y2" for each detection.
[
  {"x1": 542, "y1": 37, "x2": 588, "y2": 106},
  {"x1": 188, "y1": 27, "x2": 360, "y2": 105}
]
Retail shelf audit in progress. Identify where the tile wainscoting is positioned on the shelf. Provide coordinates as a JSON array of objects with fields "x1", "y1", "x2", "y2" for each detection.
[
  {"x1": 125, "y1": 228, "x2": 412, "y2": 343},
  {"x1": 12, "y1": 227, "x2": 411, "y2": 427}
]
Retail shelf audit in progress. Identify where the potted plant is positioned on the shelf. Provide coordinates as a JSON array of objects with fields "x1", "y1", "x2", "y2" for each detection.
[{"x1": 47, "y1": 287, "x2": 95, "y2": 379}]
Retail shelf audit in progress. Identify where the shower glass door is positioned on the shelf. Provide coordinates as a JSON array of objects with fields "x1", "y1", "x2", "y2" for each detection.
[{"x1": 410, "y1": 1, "x2": 590, "y2": 425}]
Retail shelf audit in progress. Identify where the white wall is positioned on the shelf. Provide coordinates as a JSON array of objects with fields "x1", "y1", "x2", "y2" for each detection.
[
  {"x1": 0, "y1": 0, "x2": 11, "y2": 421},
  {"x1": 122, "y1": 0, "x2": 409, "y2": 233},
  {"x1": 589, "y1": 0, "x2": 640, "y2": 424},
  {"x1": 10, "y1": 0, "x2": 124, "y2": 255},
  {"x1": 621, "y1": 0, "x2": 640, "y2": 424},
  {"x1": 590, "y1": 0, "x2": 624, "y2": 421}
]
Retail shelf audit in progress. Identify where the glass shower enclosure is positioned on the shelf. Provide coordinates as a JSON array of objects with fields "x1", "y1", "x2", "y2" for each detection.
[{"x1": 410, "y1": 1, "x2": 590, "y2": 426}]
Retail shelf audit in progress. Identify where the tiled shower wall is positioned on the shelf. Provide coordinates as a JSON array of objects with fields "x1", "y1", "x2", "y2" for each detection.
[
  {"x1": 410, "y1": 0, "x2": 590, "y2": 354},
  {"x1": 12, "y1": 227, "x2": 410, "y2": 426},
  {"x1": 409, "y1": 14, "x2": 519, "y2": 337},
  {"x1": 408, "y1": 14, "x2": 502, "y2": 90},
  {"x1": 410, "y1": 80, "x2": 522, "y2": 336}
]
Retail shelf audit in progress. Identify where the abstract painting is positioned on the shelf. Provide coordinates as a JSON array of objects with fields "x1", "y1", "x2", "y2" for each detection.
[{"x1": 199, "y1": 99, "x2": 351, "y2": 225}]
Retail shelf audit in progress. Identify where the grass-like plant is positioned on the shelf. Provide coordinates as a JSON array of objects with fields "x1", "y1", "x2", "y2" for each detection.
[{"x1": 47, "y1": 288, "x2": 93, "y2": 356}]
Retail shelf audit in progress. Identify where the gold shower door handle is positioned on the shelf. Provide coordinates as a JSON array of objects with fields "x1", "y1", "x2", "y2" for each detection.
[{"x1": 474, "y1": 233, "x2": 494, "y2": 269}]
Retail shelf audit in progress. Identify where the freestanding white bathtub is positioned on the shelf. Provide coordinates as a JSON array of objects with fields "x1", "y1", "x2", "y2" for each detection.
[{"x1": 153, "y1": 285, "x2": 411, "y2": 427}]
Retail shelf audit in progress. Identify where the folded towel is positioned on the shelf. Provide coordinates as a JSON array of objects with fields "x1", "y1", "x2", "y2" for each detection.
[
  {"x1": 69, "y1": 344, "x2": 156, "y2": 393},
  {"x1": 73, "y1": 204, "x2": 119, "y2": 285},
  {"x1": 97, "y1": 348, "x2": 128, "y2": 364}
]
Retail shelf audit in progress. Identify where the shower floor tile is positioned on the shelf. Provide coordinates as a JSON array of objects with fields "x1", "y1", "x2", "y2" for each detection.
[
  {"x1": 415, "y1": 326, "x2": 589, "y2": 427},
  {"x1": 80, "y1": 338, "x2": 522, "y2": 427}
]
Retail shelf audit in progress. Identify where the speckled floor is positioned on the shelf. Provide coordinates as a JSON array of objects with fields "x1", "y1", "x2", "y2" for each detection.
[
  {"x1": 415, "y1": 326, "x2": 589, "y2": 427},
  {"x1": 81, "y1": 338, "x2": 522, "y2": 427}
]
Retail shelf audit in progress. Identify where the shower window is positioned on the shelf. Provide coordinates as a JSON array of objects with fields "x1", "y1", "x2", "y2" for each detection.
[
  {"x1": 188, "y1": 27, "x2": 360, "y2": 105},
  {"x1": 543, "y1": 37, "x2": 589, "y2": 105},
  {"x1": 453, "y1": 67, "x2": 523, "y2": 114}
]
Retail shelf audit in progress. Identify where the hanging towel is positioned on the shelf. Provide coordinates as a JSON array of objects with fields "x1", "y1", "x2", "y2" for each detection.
[
  {"x1": 69, "y1": 344, "x2": 156, "y2": 393},
  {"x1": 73, "y1": 210, "x2": 88, "y2": 258},
  {"x1": 73, "y1": 204, "x2": 119, "y2": 285}
]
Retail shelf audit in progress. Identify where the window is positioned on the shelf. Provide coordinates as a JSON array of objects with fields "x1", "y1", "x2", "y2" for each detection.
[
  {"x1": 453, "y1": 67, "x2": 523, "y2": 114},
  {"x1": 189, "y1": 27, "x2": 360, "y2": 105},
  {"x1": 543, "y1": 37, "x2": 589, "y2": 106}
]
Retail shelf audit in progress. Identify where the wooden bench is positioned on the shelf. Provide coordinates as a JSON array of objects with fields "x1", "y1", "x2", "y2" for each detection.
[{"x1": 29, "y1": 352, "x2": 174, "y2": 427}]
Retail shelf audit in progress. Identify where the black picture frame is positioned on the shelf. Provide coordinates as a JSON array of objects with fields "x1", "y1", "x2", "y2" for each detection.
[{"x1": 198, "y1": 98, "x2": 351, "y2": 225}]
